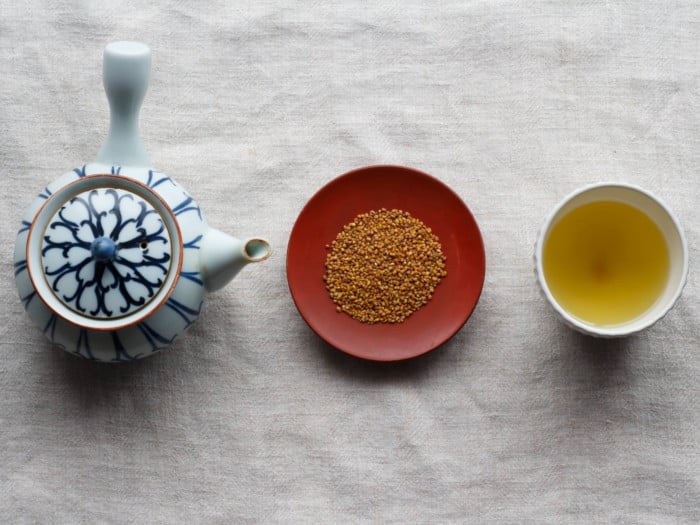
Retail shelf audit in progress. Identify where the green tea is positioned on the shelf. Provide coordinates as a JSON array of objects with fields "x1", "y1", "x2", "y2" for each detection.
[{"x1": 542, "y1": 200, "x2": 669, "y2": 326}]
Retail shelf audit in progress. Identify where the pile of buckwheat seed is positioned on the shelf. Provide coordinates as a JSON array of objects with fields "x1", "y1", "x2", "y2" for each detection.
[{"x1": 323, "y1": 208, "x2": 447, "y2": 324}]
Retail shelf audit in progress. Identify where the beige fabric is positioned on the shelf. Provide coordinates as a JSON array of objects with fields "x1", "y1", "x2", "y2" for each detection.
[{"x1": 1, "y1": 1, "x2": 698, "y2": 523}]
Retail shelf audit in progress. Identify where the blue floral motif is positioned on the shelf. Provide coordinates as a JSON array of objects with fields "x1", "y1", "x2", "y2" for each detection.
[
  {"x1": 67, "y1": 323, "x2": 173, "y2": 360},
  {"x1": 110, "y1": 331, "x2": 140, "y2": 361},
  {"x1": 137, "y1": 322, "x2": 175, "y2": 353},
  {"x1": 41, "y1": 188, "x2": 172, "y2": 318},
  {"x1": 179, "y1": 271, "x2": 204, "y2": 285},
  {"x1": 21, "y1": 291, "x2": 36, "y2": 308},
  {"x1": 43, "y1": 314, "x2": 58, "y2": 339},
  {"x1": 146, "y1": 169, "x2": 175, "y2": 189},
  {"x1": 172, "y1": 195, "x2": 202, "y2": 220},
  {"x1": 166, "y1": 297, "x2": 202, "y2": 327},
  {"x1": 183, "y1": 235, "x2": 203, "y2": 250},
  {"x1": 14, "y1": 259, "x2": 28, "y2": 276},
  {"x1": 75, "y1": 329, "x2": 95, "y2": 360}
]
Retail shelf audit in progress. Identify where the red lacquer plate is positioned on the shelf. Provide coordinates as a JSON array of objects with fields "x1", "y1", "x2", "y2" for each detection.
[{"x1": 286, "y1": 165, "x2": 486, "y2": 361}]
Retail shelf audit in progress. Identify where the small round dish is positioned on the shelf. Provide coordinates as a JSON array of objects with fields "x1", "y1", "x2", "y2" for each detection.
[{"x1": 286, "y1": 165, "x2": 486, "y2": 361}]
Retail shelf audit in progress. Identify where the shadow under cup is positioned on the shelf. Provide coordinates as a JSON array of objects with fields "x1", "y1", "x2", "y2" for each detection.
[{"x1": 535, "y1": 183, "x2": 688, "y2": 337}]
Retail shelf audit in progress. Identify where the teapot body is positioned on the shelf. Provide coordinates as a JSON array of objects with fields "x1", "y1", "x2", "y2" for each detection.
[{"x1": 14, "y1": 163, "x2": 208, "y2": 361}]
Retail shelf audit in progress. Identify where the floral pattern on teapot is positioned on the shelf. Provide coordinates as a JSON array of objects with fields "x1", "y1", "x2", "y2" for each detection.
[
  {"x1": 14, "y1": 164, "x2": 207, "y2": 361},
  {"x1": 42, "y1": 186, "x2": 173, "y2": 318}
]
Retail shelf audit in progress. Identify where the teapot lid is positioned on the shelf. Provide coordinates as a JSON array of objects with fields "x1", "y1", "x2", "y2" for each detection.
[{"x1": 27, "y1": 175, "x2": 183, "y2": 331}]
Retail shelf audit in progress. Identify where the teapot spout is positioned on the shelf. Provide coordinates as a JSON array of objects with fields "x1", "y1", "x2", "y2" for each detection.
[{"x1": 200, "y1": 229, "x2": 271, "y2": 292}]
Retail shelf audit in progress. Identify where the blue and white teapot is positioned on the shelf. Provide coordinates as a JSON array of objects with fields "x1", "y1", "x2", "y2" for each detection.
[{"x1": 13, "y1": 42, "x2": 271, "y2": 361}]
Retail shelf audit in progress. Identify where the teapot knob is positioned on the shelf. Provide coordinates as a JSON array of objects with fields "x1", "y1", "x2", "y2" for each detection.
[{"x1": 96, "y1": 41, "x2": 151, "y2": 168}]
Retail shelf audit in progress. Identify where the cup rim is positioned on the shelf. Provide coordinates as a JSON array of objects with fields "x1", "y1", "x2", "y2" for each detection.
[{"x1": 535, "y1": 182, "x2": 688, "y2": 337}]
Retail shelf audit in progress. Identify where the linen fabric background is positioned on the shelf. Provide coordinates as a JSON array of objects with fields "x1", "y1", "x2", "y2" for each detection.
[{"x1": 1, "y1": 1, "x2": 698, "y2": 523}]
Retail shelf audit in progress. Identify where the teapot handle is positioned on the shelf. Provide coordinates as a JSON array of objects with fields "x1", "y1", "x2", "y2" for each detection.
[{"x1": 96, "y1": 41, "x2": 151, "y2": 167}]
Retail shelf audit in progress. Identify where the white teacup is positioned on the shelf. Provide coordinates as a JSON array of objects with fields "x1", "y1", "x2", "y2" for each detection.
[{"x1": 535, "y1": 183, "x2": 688, "y2": 337}]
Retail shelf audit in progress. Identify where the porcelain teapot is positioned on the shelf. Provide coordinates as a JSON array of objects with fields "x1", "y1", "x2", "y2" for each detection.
[{"x1": 13, "y1": 42, "x2": 271, "y2": 361}]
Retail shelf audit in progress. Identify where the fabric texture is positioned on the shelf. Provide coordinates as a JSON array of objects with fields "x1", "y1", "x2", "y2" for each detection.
[{"x1": 1, "y1": 2, "x2": 698, "y2": 523}]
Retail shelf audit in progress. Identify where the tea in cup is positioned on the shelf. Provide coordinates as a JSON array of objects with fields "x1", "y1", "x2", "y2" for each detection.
[{"x1": 535, "y1": 183, "x2": 688, "y2": 337}]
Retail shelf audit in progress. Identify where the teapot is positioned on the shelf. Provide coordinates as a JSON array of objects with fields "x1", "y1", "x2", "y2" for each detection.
[{"x1": 13, "y1": 41, "x2": 271, "y2": 361}]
